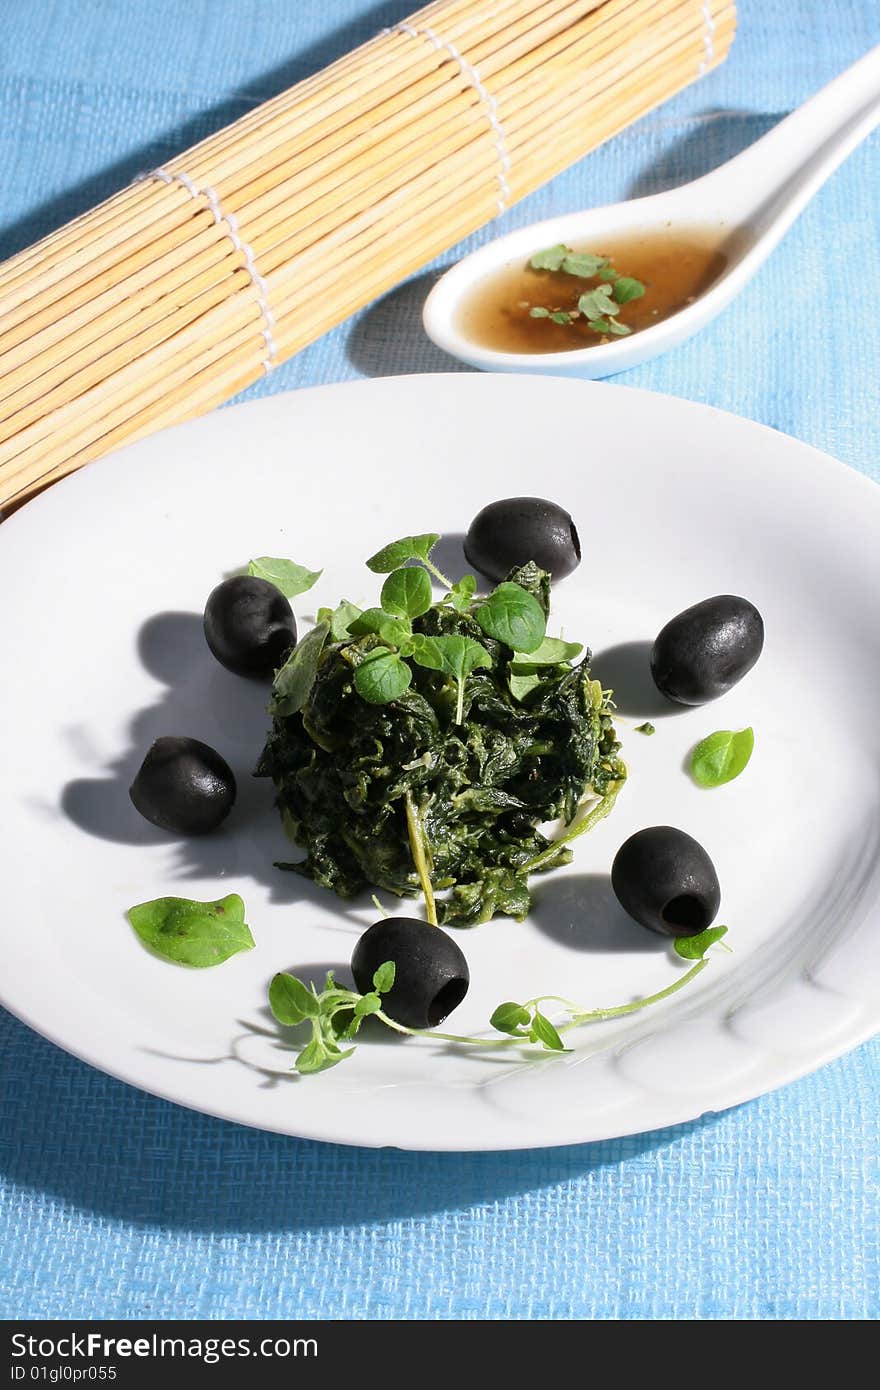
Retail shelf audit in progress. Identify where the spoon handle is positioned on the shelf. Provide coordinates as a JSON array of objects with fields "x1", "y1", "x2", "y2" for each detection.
[{"x1": 700, "y1": 42, "x2": 880, "y2": 234}]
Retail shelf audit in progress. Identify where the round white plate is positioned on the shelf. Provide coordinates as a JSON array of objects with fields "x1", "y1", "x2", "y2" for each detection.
[{"x1": 2, "y1": 374, "x2": 879, "y2": 1150}]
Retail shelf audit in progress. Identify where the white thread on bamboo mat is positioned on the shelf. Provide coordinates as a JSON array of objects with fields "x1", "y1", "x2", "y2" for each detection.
[
  {"x1": 698, "y1": 3, "x2": 717, "y2": 76},
  {"x1": 136, "y1": 167, "x2": 277, "y2": 372},
  {"x1": 388, "y1": 22, "x2": 511, "y2": 213}
]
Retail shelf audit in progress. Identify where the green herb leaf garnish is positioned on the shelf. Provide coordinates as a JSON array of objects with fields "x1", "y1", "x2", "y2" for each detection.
[
  {"x1": 560, "y1": 252, "x2": 607, "y2": 278},
  {"x1": 381, "y1": 566, "x2": 433, "y2": 619},
  {"x1": 612, "y1": 276, "x2": 646, "y2": 305},
  {"x1": 674, "y1": 925, "x2": 729, "y2": 959},
  {"x1": 427, "y1": 634, "x2": 492, "y2": 724},
  {"x1": 447, "y1": 575, "x2": 477, "y2": 612},
  {"x1": 366, "y1": 534, "x2": 440, "y2": 574},
  {"x1": 126, "y1": 894, "x2": 254, "y2": 968},
  {"x1": 348, "y1": 608, "x2": 413, "y2": 647},
  {"x1": 529, "y1": 306, "x2": 551, "y2": 318},
  {"x1": 317, "y1": 599, "x2": 362, "y2": 642},
  {"x1": 605, "y1": 319, "x2": 632, "y2": 336},
  {"x1": 476, "y1": 582, "x2": 546, "y2": 653},
  {"x1": 529, "y1": 245, "x2": 568, "y2": 271},
  {"x1": 269, "y1": 971, "x2": 319, "y2": 1024},
  {"x1": 635, "y1": 721, "x2": 656, "y2": 735},
  {"x1": 270, "y1": 621, "x2": 329, "y2": 716},
  {"x1": 489, "y1": 1002, "x2": 532, "y2": 1035},
  {"x1": 511, "y1": 635, "x2": 582, "y2": 665},
  {"x1": 577, "y1": 285, "x2": 618, "y2": 321},
  {"x1": 248, "y1": 556, "x2": 322, "y2": 598},
  {"x1": 353, "y1": 649, "x2": 413, "y2": 704},
  {"x1": 690, "y1": 727, "x2": 755, "y2": 787}
]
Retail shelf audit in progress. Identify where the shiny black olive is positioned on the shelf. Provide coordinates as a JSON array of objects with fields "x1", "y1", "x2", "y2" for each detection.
[
  {"x1": 129, "y1": 736, "x2": 236, "y2": 834},
  {"x1": 651, "y1": 594, "x2": 764, "y2": 705},
  {"x1": 204, "y1": 575, "x2": 297, "y2": 677},
  {"x1": 464, "y1": 496, "x2": 581, "y2": 582},
  {"x1": 351, "y1": 918, "x2": 470, "y2": 1029},
  {"x1": 611, "y1": 826, "x2": 721, "y2": 938}
]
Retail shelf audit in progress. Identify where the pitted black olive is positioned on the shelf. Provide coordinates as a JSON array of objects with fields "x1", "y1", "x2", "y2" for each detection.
[
  {"x1": 651, "y1": 595, "x2": 764, "y2": 705},
  {"x1": 129, "y1": 736, "x2": 236, "y2": 834},
  {"x1": 204, "y1": 575, "x2": 297, "y2": 677},
  {"x1": 611, "y1": 826, "x2": 721, "y2": 938},
  {"x1": 351, "y1": 918, "x2": 470, "y2": 1029},
  {"x1": 464, "y1": 497, "x2": 581, "y2": 582}
]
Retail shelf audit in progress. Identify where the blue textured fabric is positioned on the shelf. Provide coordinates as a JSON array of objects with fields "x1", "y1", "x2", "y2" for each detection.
[{"x1": 1, "y1": 0, "x2": 878, "y2": 1321}]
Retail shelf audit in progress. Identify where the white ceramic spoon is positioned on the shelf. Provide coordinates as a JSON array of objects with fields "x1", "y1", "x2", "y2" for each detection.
[{"x1": 422, "y1": 44, "x2": 880, "y2": 378}]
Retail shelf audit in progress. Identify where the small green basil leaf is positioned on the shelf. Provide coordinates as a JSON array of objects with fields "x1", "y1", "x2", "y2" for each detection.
[
  {"x1": 606, "y1": 319, "x2": 632, "y2": 336},
  {"x1": 409, "y1": 633, "x2": 444, "y2": 671},
  {"x1": 269, "y1": 972, "x2": 319, "y2": 1024},
  {"x1": 612, "y1": 276, "x2": 646, "y2": 304},
  {"x1": 560, "y1": 252, "x2": 607, "y2": 278},
  {"x1": 381, "y1": 566, "x2": 433, "y2": 619},
  {"x1": 447, "y1": 575, "x2": 477, "y2": 613},
  {"x1": 365, "y1": 533, "x2": 440, "y2": 573},
  {"x1": 529, "y1": 244, "x2": 568, "y2": 271},
  {"x1": 690, "y1": 728, "x2": 755, "y2": 788},
  {"x1": 597, "y1": 265, "x2": 620, "y2": 282},
  {"x1": 550, "y1": 311, "x2": 572, "y2": 325},
  {"x1": 587, "y1": 317, "x2": 611, "y2": 333},
  {"x1": 577, "y1": 285, "x2": 617, "y2": 320},
  {"x1": 529, "y1": 1010, "x2": 568, "y2": 1052},
  {"x1": 348, "y1": 608, "x2": 413, "y2": 647},
  {"x1": 490, "y1": 1002, "x2": 531, "y2": 1035},
  {"x1": 372, "y1": 961, "x2": 396, "y2": 993},
  {"x1": 270, "y1": 621, "x2": 329, "y2": 716},
  {"x1": 247, "y1": 556, "x2": 322, "y2": 597},
  {"x1": 476, "y1": 582, "x2": 546, "y2": 653},
  {"x1": 674, "y1": 925, "x2": 729, "y2": 960},
  {"x1": 354, "y1": 650, "x2": 413, "y2": 704},
  {"x1": 353, "y1": 992, "x2": 382, "y2": 1019},
  {"x1": 429, "y1": 634, "x2": 492, "y2": 684},
  {"x1": 635, "y1": 722, "x2": 656, "y2": 735},
  {"x1": 323, "y1": 599, "x2": 362, "y2": 641},
  {"x1": 126, "y1": 894, "x2": 254, "y2": 968},
  {"x1": 529, "y1": 306, "x2": 551, "y2": 318},
  {"x1": 508, "y1": 664, "x2": 544, "y2": 703},
  {"x1": 511, "y1": 635, "x2": 582, "y2": 666},
  {"x1": 295, "y1": 1038, "x2": 352, "y2": 1074}
]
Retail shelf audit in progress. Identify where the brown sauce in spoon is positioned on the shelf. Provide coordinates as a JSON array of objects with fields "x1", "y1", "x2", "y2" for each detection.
[{"x1": 456, "y1": 225, "x2": 734, "y2": 354}]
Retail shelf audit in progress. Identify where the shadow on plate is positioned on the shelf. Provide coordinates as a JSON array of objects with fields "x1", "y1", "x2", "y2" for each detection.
[
  {"x1": 529, "y1": 873, "x2": 660, "y2": 953},
  {"x1": 59, "y1": 610, "x2": 365, "y2": 917},
  {"x1": 590, "y1": 641, "x2": 687, "y2": 719}
]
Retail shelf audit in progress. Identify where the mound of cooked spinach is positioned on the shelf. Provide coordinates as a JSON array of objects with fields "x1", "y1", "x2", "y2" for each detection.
[{"x1": 256, "y1": 533, "x2": 625, "y2": 926}]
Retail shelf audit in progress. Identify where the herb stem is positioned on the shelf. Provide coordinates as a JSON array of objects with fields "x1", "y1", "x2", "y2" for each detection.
[
  {"x1": 405, "y1": 790, "x2": 438, "y2": 926},
  {"x1": 519, "y1": 777, "x2": 625, "y2": 874},
  {"x1": 375, "y1": 1011, "x2": 518, "y2": 1047},
  {"x1": 422, "y1": 557, "x2": 454, "y2": 590},
  {"x1": 561, "y1": 957, "x2": 708, "y2": 1027}
]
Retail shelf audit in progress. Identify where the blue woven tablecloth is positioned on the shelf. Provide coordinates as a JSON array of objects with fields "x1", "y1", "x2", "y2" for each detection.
[{"x1": 2, "y1": 0, "x2": 878, "y2": 1321}]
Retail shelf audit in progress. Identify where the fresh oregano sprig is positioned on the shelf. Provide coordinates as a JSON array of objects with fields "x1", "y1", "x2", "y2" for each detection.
[{"x1": 269, "y1": 931, "x2": 727, "y2": 1075}]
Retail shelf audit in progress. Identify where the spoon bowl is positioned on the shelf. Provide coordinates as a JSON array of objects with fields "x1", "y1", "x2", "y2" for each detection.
[{"x1": 423, "y1": 44, "x2": 880, "y2": 378}]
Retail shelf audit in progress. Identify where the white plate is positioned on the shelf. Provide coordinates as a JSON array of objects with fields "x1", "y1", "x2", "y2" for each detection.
[{"x1": 2, "y1": 374, "x2": 879, "y2": 1150}]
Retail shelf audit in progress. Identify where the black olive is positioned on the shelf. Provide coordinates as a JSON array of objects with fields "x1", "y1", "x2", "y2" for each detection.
[
  {"x1": 351, "y1": 918, "x2": 470, "y2": 1029},
  {"x1": 204, "y1": 575, "x2": 297, "y2": 677},
  {"x1": 611, "y1": 826, "x2": 721, "y2": 938},
  {"x1": 464, "y1": 497, "x2": 581, "y2": 582},
  {"x1": 651, "y1": 594, "x2": 764, "y2": 705},
  {"x1": 129, "y1": 736, "x2": 236, "y2": 834}
]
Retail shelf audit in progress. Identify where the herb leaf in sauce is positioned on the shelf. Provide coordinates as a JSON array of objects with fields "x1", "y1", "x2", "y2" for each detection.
[{"x1": 529, "y1": 245, "x2": 568, "y2": 271}]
